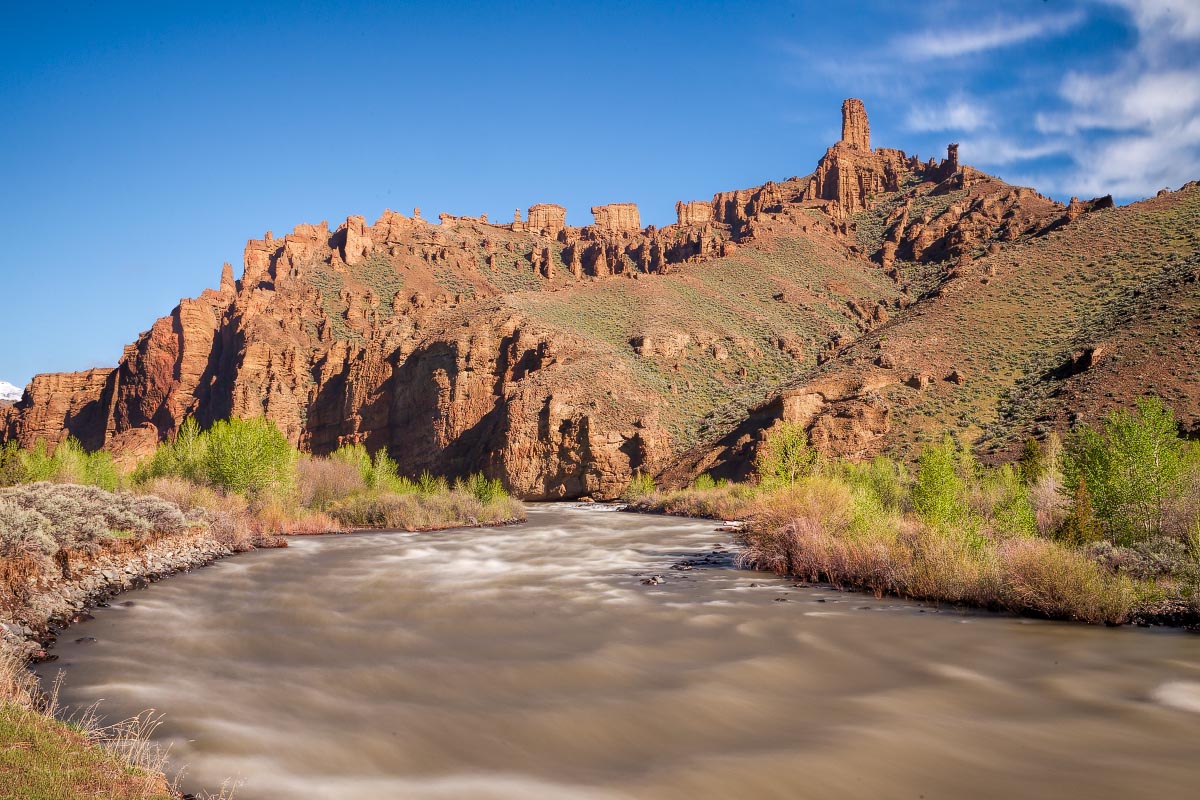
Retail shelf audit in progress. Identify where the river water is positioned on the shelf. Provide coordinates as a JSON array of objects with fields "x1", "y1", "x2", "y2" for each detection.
[{"x1": 38, "y1": 506, "x2": 1200, "y2": 799}]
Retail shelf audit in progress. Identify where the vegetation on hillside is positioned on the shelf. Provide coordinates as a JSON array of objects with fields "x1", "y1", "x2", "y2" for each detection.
[{"x1": 631, "y1": 397, "x2": 1200, "y2": 625}]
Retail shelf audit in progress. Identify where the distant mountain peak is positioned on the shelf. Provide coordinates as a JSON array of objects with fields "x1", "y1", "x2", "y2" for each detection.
[{"x1": 0, "y1": 381, "x2": 21, "y2": 402}]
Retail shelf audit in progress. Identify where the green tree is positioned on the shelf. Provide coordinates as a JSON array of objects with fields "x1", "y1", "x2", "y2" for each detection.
[
  {"x1": 1060, "y1": 477, "x2": 1099, "y2": 545},
  {"x1": 756, "y1": 421, "x2": 818, "y2": 489},
  {"x1": 135, "y1": 417, "x2": 206, "y2": 484},
  {"x1": 1018, "y1": 437, "x2": 1047, "y2": 485},
  {"x1": 200, "y1": 417, "x2": 296, "y2": 496},
  {"x1": 0, "y1": 441, "x2": 27, "y2": 486},
  {"x1": 1062, "y1": 397, "x2": 1185, "y2": 544},
  {"x1": 912, "y1": 437, "x2": 968, "y2": 527},
  {"x1": 19, "y1": 441, "x2": 56, "y2": 483}
]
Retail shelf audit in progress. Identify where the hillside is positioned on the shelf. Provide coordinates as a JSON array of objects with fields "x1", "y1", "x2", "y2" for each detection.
[
  {"x1": 3, "y1": 99, "x2": 1195, "y2": 498},
  {"x1": 663, "y1": 181, "x2": 1200, "y2": 484}
]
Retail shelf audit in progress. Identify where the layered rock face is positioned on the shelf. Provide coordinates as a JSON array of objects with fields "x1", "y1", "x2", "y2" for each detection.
[{"x1": 6, "y1": 98, "x2": 1117, "y2": 496}]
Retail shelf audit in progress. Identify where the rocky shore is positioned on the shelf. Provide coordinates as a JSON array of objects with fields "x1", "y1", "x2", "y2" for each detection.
[{"x1": 0, "y1": 529, "x2": 240, "y2": 665}]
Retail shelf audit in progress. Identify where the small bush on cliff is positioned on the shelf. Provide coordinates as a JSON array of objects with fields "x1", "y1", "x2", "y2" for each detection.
[{"x1": 756, "y1": 422, "x2": 818, "y2": 490}]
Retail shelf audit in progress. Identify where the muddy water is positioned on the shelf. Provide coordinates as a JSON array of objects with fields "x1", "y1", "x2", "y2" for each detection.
[{"x1": 39, "y1": 506, "x2": 1200, "y2": 799}]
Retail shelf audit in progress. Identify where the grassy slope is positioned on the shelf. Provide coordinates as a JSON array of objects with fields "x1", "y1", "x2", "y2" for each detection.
[
  {"x1": 232, "y1": 173, "x2": 1199, "y2": 473},
  {"x1": 671, "y1": 183, "x2": 1200, "y2": 467},
  {"x1": 0, "y1": 704, "x2": 172, "y2": 800},
  {"x1": 509, "y1": 231, "x2": 901, "y2": 447}
]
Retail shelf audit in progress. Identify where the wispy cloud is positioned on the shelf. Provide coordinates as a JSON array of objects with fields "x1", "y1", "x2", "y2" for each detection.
[
  {"x1": 956, "y1": 136, "x2": 1070, "y2": 167},
  {"x1": 906, "y1": 96, "x2": 991, "y2": 131},
  {"x1": 1037, "y1": 3, "x2": 1200, "y2": 197},
  {"x1": 1107, "y1": 0, "x2": 1200, "y2": 46},
  {"x1": 904, "y1": 11, "x2": 1085, "y2": 59}
]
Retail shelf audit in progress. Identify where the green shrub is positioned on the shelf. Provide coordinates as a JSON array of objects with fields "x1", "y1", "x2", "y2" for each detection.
[
  {"x1": 756, "y1": 421, "x2": 818, "y2": 489},
  {"x1": 1062, "y1": 396, "x2": 1186, "y2": 544},
  {"x1": 18, "y1": 441, "x2": 56, "y2": 483},
  {"x1": 1019, "y1": 437, "x2": 1047, "y2": 485},
  {"x1": 200, "y1": 418, "x2": 296, "y2": 496},
  {"x1": 987, "y1": 464, "x2": 1037, "y2": 538},
  {"x1": 9, "y1": 437, "x2": 120, "y2": 491},
  {"x1": 834, "y1": 456, "x2": 909, "y2": 514},
  {"x1": 416, "y1": 470, "x2": 449, "y2": 496},
  {"x1": 621, "y1": 472, "x2": 657, "y2": 501},
  {"x1": 135, "y1": 417, "x2": 206, "y2": 485},
  {"x1": 912, "y1": 438, "x2": 968, "y2": 527},
  {"x1": 692, "y1": 473, "x2": 718, "y2": 491},
  {"x1": 136, "y1": 416, "x2": 296, "y2": 498},
  {"x1": 457, "y1": 473, "x2": 507, "y2": 504}
]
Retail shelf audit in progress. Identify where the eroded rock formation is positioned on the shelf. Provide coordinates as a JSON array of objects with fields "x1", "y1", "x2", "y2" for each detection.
[{"x1": 4, "y1": 98, "x2": 1107, "y2": 497}]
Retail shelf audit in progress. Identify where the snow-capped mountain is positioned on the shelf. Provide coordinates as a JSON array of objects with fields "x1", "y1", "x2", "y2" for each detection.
[{"x1": 0, "y1": 381, "x2": 22, "y2": 402}]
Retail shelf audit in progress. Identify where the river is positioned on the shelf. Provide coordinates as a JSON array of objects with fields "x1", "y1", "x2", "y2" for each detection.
[{"x1": 37, "y1": 505, "x2": 1200, "y2": 799}]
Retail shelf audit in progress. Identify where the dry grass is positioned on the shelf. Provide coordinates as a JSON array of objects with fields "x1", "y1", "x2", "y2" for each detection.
[
  {"x1": 295, "y1": 458, "x2": 365, "y2": 510},
  {"x1": 330, "y1": 491, "x2": 524, "y2": 530},
  {"x1": 629, "y1": 483, "x2": 760, "y2": 520},
  {"x1": 1, "y1": 649, "x2": 179, "y2": 800},
  {"x1": 738, "y1": 477, "x2": 1143, "y2": 624}
]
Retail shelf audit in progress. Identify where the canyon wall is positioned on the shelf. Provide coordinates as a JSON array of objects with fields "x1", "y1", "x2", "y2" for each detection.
[{"x1": 3, "y1": 99, "x2": 1085, "y2": 496}]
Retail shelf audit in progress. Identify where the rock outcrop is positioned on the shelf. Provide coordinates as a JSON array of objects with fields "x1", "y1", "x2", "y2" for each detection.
[{"x1": 5, "y1": 98, "x2": 1127, "y2": 497}]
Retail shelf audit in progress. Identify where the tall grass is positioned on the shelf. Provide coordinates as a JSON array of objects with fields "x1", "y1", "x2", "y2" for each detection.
[{"x1": 726, "y1": 398, "x2": 1200, "y2": 624}]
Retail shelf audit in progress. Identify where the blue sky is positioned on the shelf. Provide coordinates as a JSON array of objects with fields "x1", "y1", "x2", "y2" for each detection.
[{"x1": 1, "y1": 0, "x2": 1197, "y2": 389}]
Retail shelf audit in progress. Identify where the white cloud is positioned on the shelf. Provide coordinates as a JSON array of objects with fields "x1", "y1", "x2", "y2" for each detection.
[
  {"x1": 904, "y1": 11, "x2": 1085, "y2": 59},
  {"x1": 956, "y1": 136, "x2": 1070, "y2": 167},
  {"x1": 907, "y1": 96, "x2": 992, "y2": 131},
  {"x1": 1106, "y1": 0, "x2": 1200, "y2": 43},
  {"x1": 1038, "y1": 4, "x2": 1200, "y2": 196}
]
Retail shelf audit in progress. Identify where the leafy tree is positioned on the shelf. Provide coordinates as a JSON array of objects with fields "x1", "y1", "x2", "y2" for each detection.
[
  {"x1": 1019, "y1": 437, "x2": 1047, "y2": 485},
  {"x1": 912, "y1": 437, "x2": 968, "y2": 527},
  {"x1": 1062, "y1": 397, "x2": 1185, "y2": 544},
  {"x1": 756, "y1": 421, "x2": 818, "y2": 489},
  {"x1": 200, "y1": 417, "x2": 296, "y2": 496},
  {"x1": 0, "y1": 441, "x2": 27, "y2": 486},
  {"x1": 19, "y1": 441, "x2": 56, "y2": 483}
]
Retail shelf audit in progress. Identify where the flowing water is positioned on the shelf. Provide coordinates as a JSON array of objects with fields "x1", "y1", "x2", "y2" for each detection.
[{"x1": 38, "y1": 506, "x2": 1200, "y2": 799}]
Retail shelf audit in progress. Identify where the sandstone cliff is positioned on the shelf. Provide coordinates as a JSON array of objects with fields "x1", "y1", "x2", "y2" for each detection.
[{"x1": 8, "y1": 99, "x2": 1183, "y2": 498}]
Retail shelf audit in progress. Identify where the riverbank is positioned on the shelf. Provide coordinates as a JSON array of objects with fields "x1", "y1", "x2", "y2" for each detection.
[
  {"x1": 0, "y1": 480, "x2": 525, "y2": 800},
  {"x1": 0, "y1": 512, "x2": 239, "y2": 800},
  {"x1": 40, "y1": 506, "x2": 1200, "y2": 800}
]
